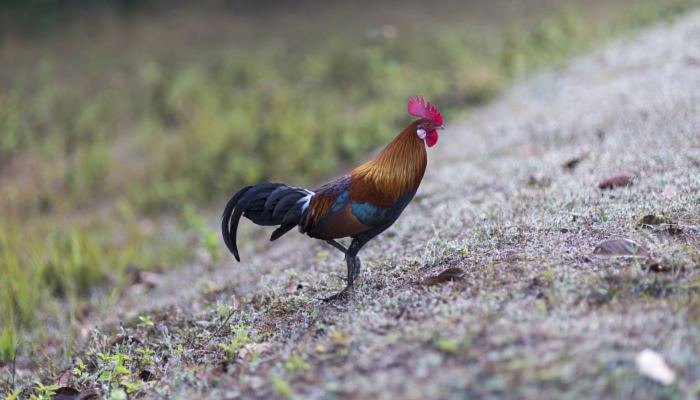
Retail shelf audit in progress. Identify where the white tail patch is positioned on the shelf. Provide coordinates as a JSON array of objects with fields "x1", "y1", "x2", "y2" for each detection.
[{"x1": 298, "y1": 192, "x2": 313, "y2": 213}]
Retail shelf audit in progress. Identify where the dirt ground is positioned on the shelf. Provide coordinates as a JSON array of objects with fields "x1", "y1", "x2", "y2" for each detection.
[{"x1": 9, "y1": 8, "x2": 700, "y2": 400}]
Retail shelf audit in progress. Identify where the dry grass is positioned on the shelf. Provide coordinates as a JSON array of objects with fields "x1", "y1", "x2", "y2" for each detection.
[
  {"x1": 7, "y1": 0, "x2": 700, "y2": 375},
  {"x1": 3, "y1": 8, "x2": 699, "y2": 399}
]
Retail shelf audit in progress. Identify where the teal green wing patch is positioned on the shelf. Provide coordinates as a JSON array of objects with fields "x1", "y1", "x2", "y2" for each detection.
[{"x1": 351, "y1": 202, "x2": 390, "y2": 226}]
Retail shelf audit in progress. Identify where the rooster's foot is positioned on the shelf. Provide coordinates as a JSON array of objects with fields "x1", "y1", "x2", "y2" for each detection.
[{"x1": 322, "y1": 285, "x2": 354, "y2": 302}]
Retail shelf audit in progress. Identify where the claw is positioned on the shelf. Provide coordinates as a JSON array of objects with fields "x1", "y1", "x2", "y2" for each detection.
[{"x1": 322, "y1": 285, "x2": 354, "y2": 302}]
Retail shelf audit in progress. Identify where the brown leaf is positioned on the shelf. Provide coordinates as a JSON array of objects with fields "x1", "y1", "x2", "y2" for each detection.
[
  {"x1": 593, "y1": 239, "x2": 648, "y2": 257},
  {"x1": 423, "y1": 268, "x2": 465, "y2": 285},
  {"x1": 285, "y1": 283, "x2": 304, "y2": 294},
  {"x1": 563, "y1": 154, "x2": 587, "y2": 170},
  {"x1": 77, "y1": 389, "x2": 100, "y2": 400},
  {"x1": 54, "y1": 369, "x2": 72, "y2": 387},
  {"x1": 238, "y1": 342, "x2": 275, "y2": 363},
  {"x1": 646, "y1": 258, "x2": 672, "y2": 273},
  {"x1": 138, "y1": 271, "x2": 162, "y2": 288},
  {"x1": 653, "y1": 224, "x2": 684, "y2": 236},
  {"x1": 685, "y1": 56, "x2": 700, "y2": 67},
  {"x1": 638, "y1": 214, "x2": 671, "y2": 227},
  {"x1": 125, "y1": 263, "x2": 141, "y2": 283},
  {"x1": 54, "y1": 387, "x2": 80, "y2": 400},
  {"x1": 598, "y1": 174, "x2": 633, "y2": 189},
  {"x1": 527, "y1": 174, "x2": 551, "y2": 188},
  {"x1": 110, "y1": 335, "x2": 142, "y2": 346}
]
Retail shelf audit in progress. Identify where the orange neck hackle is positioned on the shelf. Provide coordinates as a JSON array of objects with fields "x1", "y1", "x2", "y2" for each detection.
[{"x1": 352, "y1": 120, "x2": 428, "y2": 203}]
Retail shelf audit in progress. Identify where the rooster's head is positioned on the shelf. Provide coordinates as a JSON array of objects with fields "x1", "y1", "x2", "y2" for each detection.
[{"x1": 408, "y1": 96, "x2": 443, "y2": 147}]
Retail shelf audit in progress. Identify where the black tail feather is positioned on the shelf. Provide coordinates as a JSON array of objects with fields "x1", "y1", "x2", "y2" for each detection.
[
  {"x1": 221, "y1": 183, "x2": 311, "y2": 261},
  {"x1": 221, "y1": 185, "x2": 253, "y2": 261},
  {"x1": 273, "y1": 193, "x2": 301, "y2": 218},
  {"x1": 270, "y1": 224, "x2": 296, "y2": 241}
]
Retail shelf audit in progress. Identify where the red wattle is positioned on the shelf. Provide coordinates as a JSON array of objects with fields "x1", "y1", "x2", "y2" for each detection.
[{"x1": 426, "y1": 130, "x2": 438, "y2": 147}]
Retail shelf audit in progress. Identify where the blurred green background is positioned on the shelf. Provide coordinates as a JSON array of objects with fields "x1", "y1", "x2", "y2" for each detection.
[{"x1": 1, "y1": 0, "x2": 698, "y2": 362}]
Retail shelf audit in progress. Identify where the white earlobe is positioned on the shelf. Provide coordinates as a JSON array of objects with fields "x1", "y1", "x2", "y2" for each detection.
[{"x1": 417, "y1": 128, "x2": 427, "y2": 139}]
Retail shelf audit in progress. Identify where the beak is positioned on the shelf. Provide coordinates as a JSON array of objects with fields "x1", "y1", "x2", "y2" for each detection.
[{"x1": 436, "y1": 125, "x2": 444, "y2": 130}]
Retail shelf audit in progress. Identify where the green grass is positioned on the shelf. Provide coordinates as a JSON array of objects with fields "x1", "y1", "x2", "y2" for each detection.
[
  {"x1": 0, "y1": 215, "x2": 191, "y2": 362},
  {"x1": 0, "y1": 0, "x2": 699, "y2": 369},
  {"x1": 2, "y1": 0, "x2": 697, "y2": 214}
]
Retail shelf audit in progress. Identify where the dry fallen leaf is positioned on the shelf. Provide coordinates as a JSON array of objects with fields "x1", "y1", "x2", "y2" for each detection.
[
  {"x1": 77, "y1": 389, "x2": 100, "y2": 400},
  {"x1": 653, "y1": 224, "x2": 684, "y2": 236},
  {"x1": 52, "y1": 388, "x2": 99, "y2": 400},
  {"x1": 646, "y1": 258, "x2": 673, "y2": 273},
  {"x1": 54, "y1": 387, "x2": 80, "y2": 400},
  {"x1": 330, "y1": 330, "x2": 350, "y2": 347},
  {"x1": 110, "y1": 335, "x2": 142, "y2": 347},
  {"x1": 423, "y1": 268, "x2": 465, "y2": 285},
  {"x1": 593, "y1": 239, "x2": 648, "y2": 257},
  {"x1": 563, "y1": 154, "x2": 587, "y2": 170},
  {"x1": 527, "y1": 174, "x2": 552, "y2": 188},
  {"x1": 285, "y1": 283, "x2": 304, "y2": 294},
  {"x1": 54, "y1": 369, "x2": 73, "y2": 387},
  {"x1": 598, "y1": 174, "x2": 633, "y2": 189},
  {"x1": 138, "y1": 271, "x2": 163, "y2": 288},
  {"x1": 636, "y1": 349, "x2": 676, "y2": 385},
  {"x1": 238, "y1": 342, "x2": 275, "y2": 363},
  {"x1": 638, "y1": 214, "x2": 671, "y2": 227}
]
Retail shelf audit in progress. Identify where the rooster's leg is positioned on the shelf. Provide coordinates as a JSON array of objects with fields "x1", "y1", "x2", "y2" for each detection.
[
  {"x1": 326, "y1": 239, "x2": 350, "y2": 281},
  {"x1": 323, "y1": 239, "x2": 365, "y2": 302},
  {"x1": 322, "y1": 255, "x2": 355, "y2": 302},
  {"x1": 325, "y1": 239, "x2": 348, "y2": 254},
  {"x1": 352, "y1": 256, "x2": 361, "y2": 279},
  {"x1": 328, "y1": 241, "x2": 361, "y2": 282}
]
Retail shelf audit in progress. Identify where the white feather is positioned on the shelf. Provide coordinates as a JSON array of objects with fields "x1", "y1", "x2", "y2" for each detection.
[{"x1": 298, "y1": 192, "x2": 313, "y2": 213}]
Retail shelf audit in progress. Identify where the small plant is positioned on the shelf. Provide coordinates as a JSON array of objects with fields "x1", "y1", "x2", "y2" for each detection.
[
  {"x1": 543, "y1": 268, "x2": 555, "y2": 283},
  {"x1": 137, "y1": 315, "x2": 155, "y2": 328},
  {"x1": 4, "y1": 390, "x2": 22, "y2": 400},
  {"x1": 136, "y1": 347, "x2": 156, "y2": 367},
  {"x1": 0, "y1": 325, "x2": 16, "y2": 361},
  {"x1": 284, "y1": 354, "x2": 310, "y2": 374},
  {"x1": 122, "y1": 380, "x2": 143, "y2": 395},
  {"x1": 73, "y1": 358, "x2": 89, "y2": 382},
  {"x1": 434, "y1": 338, "x2": 459, "y2": 354},
  {"x1": 97, "y1": 352, "x2": 132, "y2": 386},
  {"x1": 31, "y1": 381, "x2": 61, "y2": 400},
  {"x1": 219, "y1": 323, "x2": 252, "y2": 361},
  {"x1": 270, "y1": 375, "x2": 294, "y2": 398},
  {"x1": 108, "y1": 388, "x2": 128, "y2": 400}
]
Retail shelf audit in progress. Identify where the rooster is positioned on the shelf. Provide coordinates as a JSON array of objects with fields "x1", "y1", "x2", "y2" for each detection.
[{"x1": 222, "y1": 97, "x2": 443, "y2": 300}]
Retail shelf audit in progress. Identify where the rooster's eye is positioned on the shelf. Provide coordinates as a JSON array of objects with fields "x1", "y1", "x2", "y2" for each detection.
[{"x1": 417, "y1": 128, "x2": 427, "y2": 139}]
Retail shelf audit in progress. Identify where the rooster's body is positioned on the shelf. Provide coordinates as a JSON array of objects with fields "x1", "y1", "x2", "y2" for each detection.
[{"x1": 222, "y1": 97, "x2": 443, "y2": 299}]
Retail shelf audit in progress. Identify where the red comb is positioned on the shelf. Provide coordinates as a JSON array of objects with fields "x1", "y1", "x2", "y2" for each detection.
[{"x1": 407, "y1": 96, "x2": 442, "y2": 125}]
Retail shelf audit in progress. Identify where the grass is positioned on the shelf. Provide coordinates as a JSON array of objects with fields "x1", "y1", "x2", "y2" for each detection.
[
  {"x1": 1, "y1": 0, "x2": 700, "y2": 397},
  {"x1": 0, "y1": 216, "x2": 191, "y2": 368},
  {"x1": 3, "y1": 1, "x2": 699, "y2": 214}
]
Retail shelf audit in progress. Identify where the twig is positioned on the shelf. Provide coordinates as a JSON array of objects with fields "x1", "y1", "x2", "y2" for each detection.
[
  {"x1": 11, "y1": 340, "x2": 18, "y2": 391},
  {"x1": 206, "y1": 307, "x2": 237, "y2": 343},
  {"x1": 190, "y1": 307, "x2": 237, "y2": 349}
]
